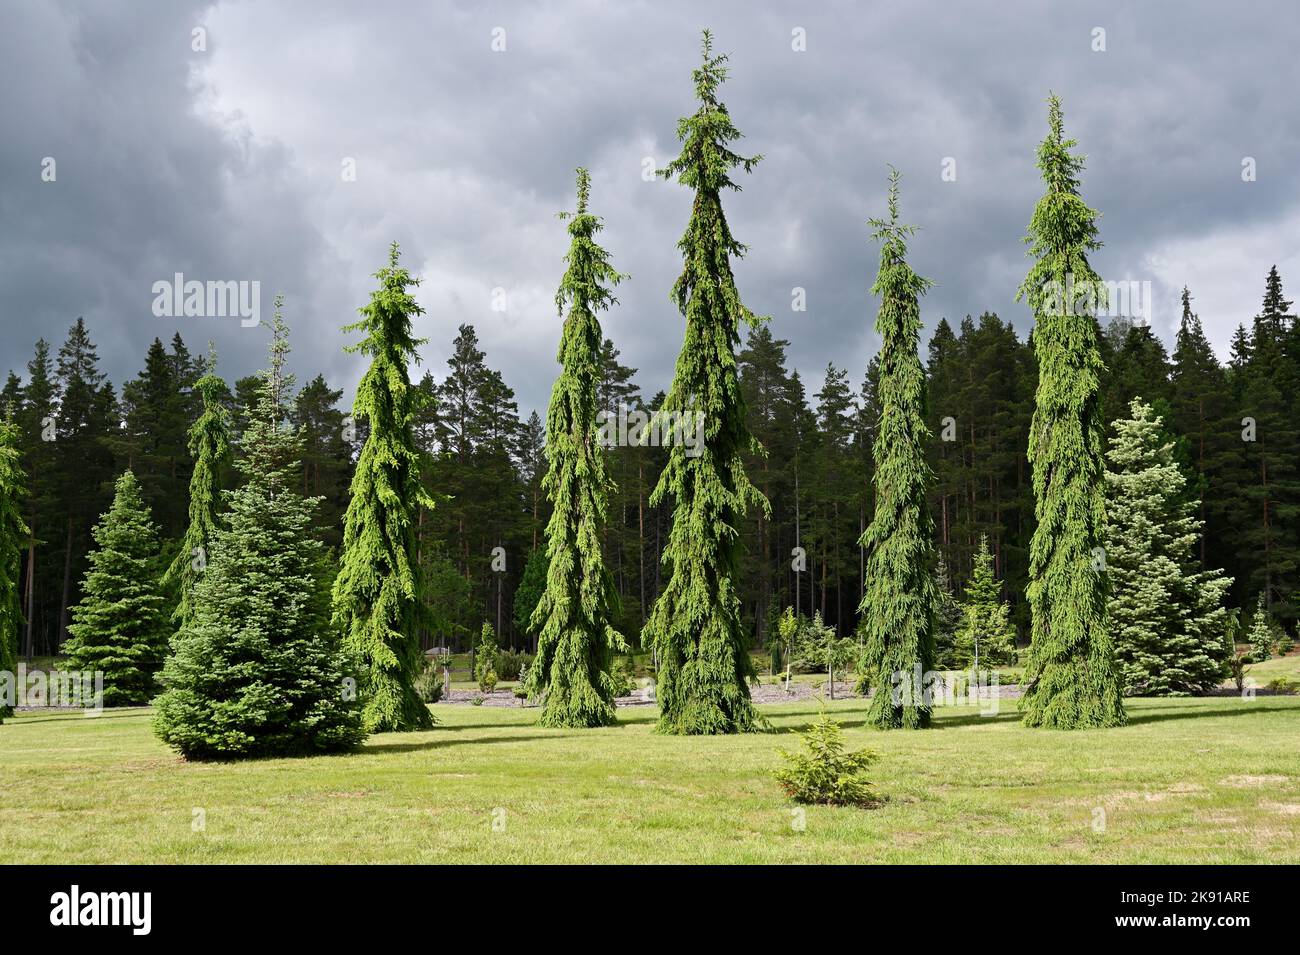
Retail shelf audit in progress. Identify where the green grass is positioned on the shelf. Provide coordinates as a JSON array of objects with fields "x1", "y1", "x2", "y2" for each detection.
[
  {"x1": 1246, "y1": 654, "x2": 1300, "y2": 685},
  {"x1": 1, "y1": 695, "x2": 1298, "y2": 863}
]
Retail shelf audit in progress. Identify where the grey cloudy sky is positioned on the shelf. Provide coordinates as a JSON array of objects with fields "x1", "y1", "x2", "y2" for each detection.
[{"x1": 5, "y1": 0, "x2": 1299, "y2": 416}]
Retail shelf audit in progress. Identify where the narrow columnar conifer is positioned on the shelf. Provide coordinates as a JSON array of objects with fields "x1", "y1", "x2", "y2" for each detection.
[
  {"x1": 0, "y1": 413, "x2": 29, "y2": 721},
  {"x1": 526, "y1": 168, "x2": 627, "y2": 727},
  {"x1": 1016, "y1": 95, "x2": 1126, "y2": 728},
  {"x1": 333, "y1": 243, "x2": 436, "y2": 733},
  {"x1": 161, "y1": 351, "x2": 231, "y2": 629},
  {"x1": 641, "y1": 30, "x2": 769, "y2": 735},
  {"x1": 857, "y1": 168, "x2": 938, "y2": 729}
]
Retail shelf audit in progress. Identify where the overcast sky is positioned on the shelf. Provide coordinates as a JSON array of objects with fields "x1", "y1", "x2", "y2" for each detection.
[{"x1": 5, "y1": 0, "x2": 1300, "y2": 416}]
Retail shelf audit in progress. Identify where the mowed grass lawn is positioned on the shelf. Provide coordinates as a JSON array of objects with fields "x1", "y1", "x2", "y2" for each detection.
[{"x1": 1, "y1": 695, "x2": 1298, "y2": 863}]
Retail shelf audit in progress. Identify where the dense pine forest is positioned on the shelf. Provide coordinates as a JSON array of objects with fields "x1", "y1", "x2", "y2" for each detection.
[{"x1": 5, "y1": 267, "x2": 1296, "y2": 660}]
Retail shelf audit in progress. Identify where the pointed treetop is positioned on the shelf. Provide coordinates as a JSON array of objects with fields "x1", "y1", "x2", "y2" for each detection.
[
  {"x1": 868, "y1": 167, "x2": 929, "y2": 303},
  {"x1": 694, "y1": 29, "x2": 725, "y2": 101},
  {"x1": 1045, "y1": 92, "x2": 1064, "y2": 141},
  {"x1": 869, "y1": 165, "x2": 921, "y2": 248},
  {"x1": 1033, "y1": 92, "x2": 1091, "y2": 204},
  {"x1": 574, "y1": 166, "x2": 591, "y2": 216}
]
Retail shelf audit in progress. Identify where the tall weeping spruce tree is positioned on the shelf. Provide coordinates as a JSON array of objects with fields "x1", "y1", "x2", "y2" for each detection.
[
  {"x1": 0, "y1": 414, "x2": 28, "y2": 722},
  {"x1": 1017, "y1": 95, "x2": 1126, "y2": 729},
  {"x1": 642, "y1": 31, "x2": 768, "y2": 735},
  {"x1": 333, "y1": 244, "x2": 435, "y2": 733},
  {"x1": 857, "y1": 169, "x2": 938, "y2": 730},
  {"x1": 526, "y1": 169, "x2": 627, "y2": 727},
  {"x1": 161, "y1": 353, "x2": 232, "y2": 629}
]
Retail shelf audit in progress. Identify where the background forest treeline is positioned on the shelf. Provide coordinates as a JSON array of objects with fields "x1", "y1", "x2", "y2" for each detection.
[{"x1": 7, "y1": 266, "x2": 1297, "y2": 657}]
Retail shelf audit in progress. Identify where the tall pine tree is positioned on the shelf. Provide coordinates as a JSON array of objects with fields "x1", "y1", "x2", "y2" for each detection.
[
  {"x1": 1015, "y1": 95, "x2": 1126, "y2": 729},
  {"x1": 857, "y1": 168, "x2": 938, "y2": 729},
  {"x1": 63, "y1": 471, "x2": 168, "y2": 706},
  {"x1": 641, "y1": 31, "x2": 768, "y2": 735},
  {"x1": 526, "y1": 168, "x2": 627, "y2": 727},
  {"x1": 333, "y1": 244, "x2": 436, "y2": 733},
  {"x1": 0, "y1": 413, "x2": 28, "y2": 721}
]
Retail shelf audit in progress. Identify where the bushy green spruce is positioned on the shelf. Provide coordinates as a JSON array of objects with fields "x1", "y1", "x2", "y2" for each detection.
[
  {"x1": 858, "y1": 168, "x2": 937, "y2": 729},
  {"x1": 1105, "y1": 398, "x2": 1233, "y2": 695},
  {"x1": 1248, "y1": 593, "x2": 1276, "y2": 662},
  {"x1": 641, "y1": 31, "x2": 768, "y2": 735},
  {"x1": 932, "y1": 555, "x2": 965, "y2": 670},
  {"x1": 0, "y1": 413, "x2": 29, "y2": 721},
  {"x1": 63, "y1": 471, "x2": 168, "y2": 707},
  {"x1": 153, "y1": 304, "x2": 365, "y2": 758},
  {"x1": 775, "y1": 712, "x2": 879, "y2": 807},
  {"x1": 161, "y1": 352, "x2": 231, "y2": 629},
  {"x1": 1016, "y1": 95, "x2": 1126, "y2": 728},
  {"x1": 956, "y1": 536, "x2": 1017, "y2": 669},
  {"x1": 526, "y1": 169, "x2": 627, "y2": 727},
  {"x1": 333, "y1": 244, "x2": 435, "y2": 732}
]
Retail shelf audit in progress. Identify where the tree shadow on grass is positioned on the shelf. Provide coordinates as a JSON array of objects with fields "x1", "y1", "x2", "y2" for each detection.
[
  {"x1": 12, "y1": 708, "x2": 154, "y2": 724},
  {"x1": 1121, "y1": 703, "x2": 1286, "y2": 726},
  {"x1": 931, "y1": 701, "x2": 1284, "y2": 730},
  {"x1": 365, "y1": 733, "x2": 579, "y2": 755},
  {"x1": 930, "y1": 710, "x2": 1024, "y2": 729}
]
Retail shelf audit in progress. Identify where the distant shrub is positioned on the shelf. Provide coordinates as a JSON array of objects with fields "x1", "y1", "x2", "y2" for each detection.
[
  {"x1": 414, "y1": 657, "x2": 444, "y2": 704},
  {"x1": 478, "y1": 665, "x2": 498, "y2": 695},
  {"x1": 609, "y1": 658, "x2": 636, "y2": 698},
  {"x1": 474, "y1": 622, "x2": 498, "y2": 684},
  {"x1": 774, "y1": 712, "x2": 880, "y2": 808},
  {"x1": 1265, "y1": 676, "x2": 1299, "y2": 695},
  {"x1": 495, "y1": 650, "x2": 533, "y2": 682},
  {"x1": 1226, "y1": 652, "x2": 1248, "y2": 693}
]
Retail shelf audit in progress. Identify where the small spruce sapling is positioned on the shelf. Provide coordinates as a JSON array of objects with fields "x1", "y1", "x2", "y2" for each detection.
[
  {"x1": 1248, "y1": 594, "x2": 1276, "y2": 662},
  {"x1": 775, "y1": 711, "x2": 880, "y2": 807}
]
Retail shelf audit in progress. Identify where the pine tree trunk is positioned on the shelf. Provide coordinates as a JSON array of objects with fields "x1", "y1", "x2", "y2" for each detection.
[
  {"x1": 59, "y1": 515, "x2": 73, "y2": 649},
  {"x1": 22, "y1": 531, "x2": 35, "y2": 659}
]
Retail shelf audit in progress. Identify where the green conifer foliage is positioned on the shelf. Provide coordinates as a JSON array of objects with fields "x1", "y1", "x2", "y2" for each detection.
[
  {"x1": 931, "y1": 555, "x2": 965, "y2": 670},
  {"x1": 161, "y1": 353, "x2": 232, "y2": 629},
  {"x1": 63, "y1": 471, "x2": 168, "y2": 706},
  {"x1": 526, "y1": 168, "x2": 627, "y2": 727},
  {"x1": 1248, "y1": 593, "x2": 1275, "y2": 662},
  {"x1": 332, "y1": 244, "x2": 435, "y2": 733},
  {"x1": 1015, "y1": 95, "x2": 1126, "y2": 729},
  {"x1": 0, "y1": 414, "x2": 29, "y2": 721},
  {"x1": 153, "y1": 304, "x2": 365, "y2": 758},
  {"x1": 857, "y1": 168, "x2": 938, "y2": 729},
  {"x1": 641, "y1": 31, "x2": 768, "y2": 735},
  {"x1": 1105, "y1": 398, "x2": 1233, "y2": 695},
  {"x1": 475, "y1": 621, "x2": 499, "y2": 692},
  {"x1": 957, "y1": 536, "x2": 1016, "y2": 670},
  {"x1": 512, "y1": 546, "x2": 549, "y2": 646}
]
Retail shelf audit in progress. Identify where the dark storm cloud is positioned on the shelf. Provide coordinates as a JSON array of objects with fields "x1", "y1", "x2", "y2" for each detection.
[{"x1": 5, "y1": 0, "x2": 1299, "y2": 413}]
